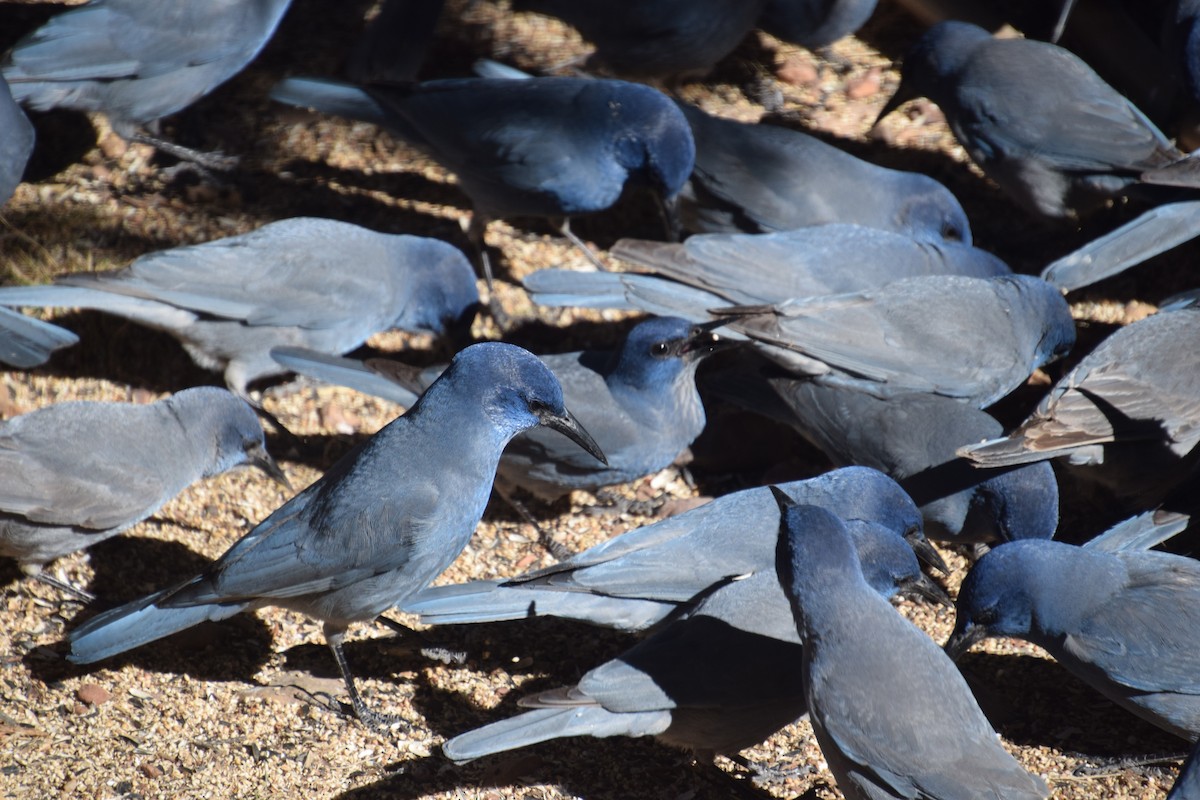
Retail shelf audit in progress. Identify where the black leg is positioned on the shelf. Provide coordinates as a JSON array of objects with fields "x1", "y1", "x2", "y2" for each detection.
[
  {"x1": 325, "y1": 627, "x2": 408, "y2": 732},
  {"x1": 493, "y1": 483, "x2": 572, "y2": 562},
  {"x1": 128, "y1": 132, "x2": 239, "y2": 172},
  {"x1": 33, "y1": 570, "x2": 94, "y2": 603}
]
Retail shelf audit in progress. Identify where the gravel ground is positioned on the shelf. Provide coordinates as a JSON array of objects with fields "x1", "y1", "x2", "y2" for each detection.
[{"x1": 1, "y1": 1, "x2": 1196, "y2": 798}]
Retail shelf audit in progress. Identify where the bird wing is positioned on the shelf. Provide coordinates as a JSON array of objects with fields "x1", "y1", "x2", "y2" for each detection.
[
  {"x1": 0, "y1": 408, "x2": 176, "y2": 529},
  {"x1": 58, "y1": 221, "x2": 401, "y2": 331},
  {"x1": 1063, "y1": 554, "x2": 1200, "y2": 694},
  {"x1": 164, "y1": 470, "x2": 439, "y2": 604}
]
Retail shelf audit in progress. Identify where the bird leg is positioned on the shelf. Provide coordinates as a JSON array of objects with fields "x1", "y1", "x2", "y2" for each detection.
[
  {"x1": 1070, "y1": 750, "x2": 1190, "y2": 777},
  {"x1": 127, "y1": 131, "x2": 239, "y2": 173},
  {"x1": 373, "y1": 614, "x2": 467, "y2": 665},
  {"x1": 492, "y1": 483, "x2": 573, "y2": 562},
  {"x1": 463, "y1": 214, "x2": 512, "y2": 331},
  {"x1": 325, "y1": 627, "x2": 408, "y2": 732},
  {"x1": 559, "y1": 219, "x2": 609, "y2": 270},
  {"x1": 32, "y1": 570, "x2": 94, "y2": 604}
]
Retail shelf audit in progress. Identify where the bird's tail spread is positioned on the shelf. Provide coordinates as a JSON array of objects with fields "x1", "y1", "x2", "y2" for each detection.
[
  {"x1": 68, "y1": 590, "x2": 249, "y2": 664},
  {"x1": 270, "y1": 77, "x2": 390, "y2": 126},
  {"x1": 441, "y1": 706, "x2": 670, "y2": 763}
]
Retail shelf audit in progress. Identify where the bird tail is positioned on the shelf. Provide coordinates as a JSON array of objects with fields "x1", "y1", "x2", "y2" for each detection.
[
  {"x1": 956, "y1": 433, "x2": 1063, "y2": 467},
  {"x1": 269, "y1": 77, "x2": 390, "y2": 126},
  {"x1": 1141, "y1": 153, "x2": 1200, "y2": 189},
  {"x1": 0, "y1": 284, "x2": 199, "y2": 331},
  {"x1": 522, "y1": 269, "x2": 636, "y2": 310},
  {"x1": 1085, "y1": 509, "x2": 1191, "y2": 553},
  {"x1": 68, "y1": 590, "x2": 248, "y2": 665},
  {"x1": 270, "y1": 346, "x2": 421, "y2": 407},
  {"x1": 403, "y1": 581, "x2": 672, "y2": 632},
  {"x1": 0, "y1": 307, "x2": 78, "y2": 367},
  {"x1": 1041, "y1": 200, "x2": 1200, "y2": 292},
  {"x1": 442, "y1": 705, "x2": 670, "y2": 763}
]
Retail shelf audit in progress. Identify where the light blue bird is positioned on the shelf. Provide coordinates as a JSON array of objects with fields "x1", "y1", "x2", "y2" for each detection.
[{"x1": 67, "y1": 343, "x2": 606, "y2": 730}]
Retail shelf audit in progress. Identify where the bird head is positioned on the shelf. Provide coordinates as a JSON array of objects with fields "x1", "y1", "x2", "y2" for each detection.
[
  {"x1": 609, "y1": 316, "x2": 733, "y2": 390},
  {"x1": 393, "y1": 238, "x2": 481, "y2": 340},
  {"x1": 606, "y1": 83, "x2": 696, "y2": 201},
  {"x1": 849, "y1": 520, "x2": 951, "y2": 606},
  {"x1": 945, "y1": 540, "x2": 1043, "y2": 659},
  {"x1": 172, "y1": 387, "x2": 290, "y2": 489},
  {"x1": 874, "y1": 20, "x2": 993, "y2": 127}
]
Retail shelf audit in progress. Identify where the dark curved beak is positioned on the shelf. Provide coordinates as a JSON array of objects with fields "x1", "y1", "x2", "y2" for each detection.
[
  {"x1": 944, "y1": 621, "x2": 988, "y2": 661},
  {"x1": 249, "y1": 444, "x2": 293, "y2": 492},
  {"x1": 905, "y1": 529, "x2": 950, "y2": 576},
  {"x1": 873, "y1": 79, "x2": 918, "y2": 129},
  {"x1": 540, "y1": 407, "x2": 608, "y2": 466},
  {"x1": 900, "y1": 572, "x2": 952, "y2": 607},
  {"x1": 680, "y1": 319, "x2": 737, "y2": 360}
]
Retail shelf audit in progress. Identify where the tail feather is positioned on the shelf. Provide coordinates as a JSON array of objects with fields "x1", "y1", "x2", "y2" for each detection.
[
  {"x1": 522, "y1": 269, "x2": 635, "y2": 310},
  {"x1": 403, "y1": 582, "x2": 675, "y2": 632},
  {"x1": 270, "y1": 346, "x2": 419, "y2": 407},
  {"x1": 442, "y1": 706, "x2": 671, "y2": 763},
  {"x1": 956, "y1": 434, "x2": 1060, "y2": 467},
  {"x1": 0, "y1": 284, "x2": 195, "y2": 329},
  {"x1": 0, "y1": 308, "x2": 78, "y2": 367},
  {"x1": 1041, "y1": 200, "x2": 1200, "y2": 292},
  {"x1": 269, "y1": 77, "x2": 389, "y2": 126},
  {"x1": 68, "y1": 591, "x2": 248, "y2": 664},
  {"x1": 1086, "y1": 510, "x2": 1191, "y2": 553}
]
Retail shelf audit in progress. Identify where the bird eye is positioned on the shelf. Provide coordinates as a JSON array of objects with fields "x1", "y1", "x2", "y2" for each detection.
[
  {"x1": 942, "y1": 222, "x2": 964, "y2": 242},
  {"x1": 650, "y1": 342, "x2": 670, "y2": 357},
  {"x1": 528, "y1": 399, "x2": 549, "y2": 414}
]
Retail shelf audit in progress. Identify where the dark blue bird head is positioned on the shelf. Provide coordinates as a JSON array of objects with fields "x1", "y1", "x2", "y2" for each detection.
[
  {"x1": 438, "y1": 342, "x2": 607, "y2": 464},
  {"x1": 600, "y1": 82, "x2": 696, "y2": 200},
  {"x1": 393, "y1": 238, "x2": 480, "y2": 338},
  {"x1": 826, "y1": 466, "x2": 946, "y2": 574},
  {"x1": 876, "y1": 20, "x2": 993, "y2": 124},
  {"x1": 960, "y1": 461, "x2": 1060, "y2": 544},
  {"x1": 894, "y1": 177, "x2": 973, "y2": 245},
  {"x1": 849, "y1": 520, "x2": 951, "y2": 606},
  {"x1": 947, "y1": 539, "x2": 1107, "y2": 659},
  {"x1": 772, "y1": 489, "x2": 864, "y2": 629},
  {"x1": 607, "y1": 316, "x2": 730, "y2": 392}
]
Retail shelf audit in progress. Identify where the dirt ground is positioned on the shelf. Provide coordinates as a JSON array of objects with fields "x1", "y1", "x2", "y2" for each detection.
[{"x1": 1, "y1": 1, "x2": 1196, "y2": 798}]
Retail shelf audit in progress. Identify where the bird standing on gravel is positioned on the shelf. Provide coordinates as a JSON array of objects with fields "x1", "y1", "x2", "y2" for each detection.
[
  {"x1": 67, "y1": 343, "x2": 606, "y2": 730},
  {"x1": 404, "y1": 466, "x2": 944, "y2": 631},
  {"x1": 2, "y1": 0, "x2": 293, "y2": 169},
  {"x1": 274, "y1": 316, "x2": 730, "y2": 503},
  {"x1": 0, "y1": 217, "x2": 480, "y2": 400},
  {"x1": 779, "y1": 494, "x2": 1049, "y2": 799},
  {"x1": 0, "y1": 387, "x2": 284, "y2": 599},
  {"x1": 877, "y1": 20, "x2": 1200, "y2": 221},
  {"x1": 948, "y1": 538, "x2": 1200, "y2": 741},
  {"x1": 270, "y1": 75, "x2": 695, "y2": 285},
  {"x1": 441, "y1": 516, "x2": 944, "y2": 764},
  {"x1": 677, "y1": 102, "x2": 972, "y2": 242}
]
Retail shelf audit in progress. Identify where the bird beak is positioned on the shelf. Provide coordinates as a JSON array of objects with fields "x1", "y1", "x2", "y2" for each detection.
[
  {"x1": 680, "y1": 320, "x2": 736, "y2": 360},
  {"x1": 873, "y1": 80, "x2": 917, "y2": 129},
  {"x1": 540, "y1": 407, "x2": 608, "y2": 466},
  {"x1": 249, "y1": 444, "x2": 293, "y2": 492},
  {"x1": 905, "y1": 529, "x2": 950, "y2": 576},
  {"x1": 900, "y1": 572, "x2": 953, "y2": 607},
  {"x1": 944, "y1": 621, "x2": 988, "y2": 661}
]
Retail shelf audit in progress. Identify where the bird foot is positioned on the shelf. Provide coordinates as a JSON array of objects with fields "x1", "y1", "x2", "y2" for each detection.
[
  {"x1": 310, "y1": 690, "x2": 411, "y2": 733},
  {"x1": 373, "y1": 615, "x2": 468, "y2": 665},
  {"x1": 1071, "y1": 751, "x2": 1189, "y2": 777},
  {"x1": 33, "y1": 571, "x2": 95, "y2": 604}
]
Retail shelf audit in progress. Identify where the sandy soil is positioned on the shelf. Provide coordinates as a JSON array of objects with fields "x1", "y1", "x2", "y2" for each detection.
[{"x1": 0, "y1": 1, "x2": 1195, "y2": 798}]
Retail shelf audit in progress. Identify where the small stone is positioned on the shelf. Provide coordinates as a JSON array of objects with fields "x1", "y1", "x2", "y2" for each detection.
[
  {"x1": 139, "y1": 763, "x2": 163, "y2": 779},
  {"x1": 847, "y1": 67, "x2": 882, "y2": 100},
  {"x1": 76, "y1": 683, "x2": 111, "y2": 706},
  {"x1": 98, "y1": 132, "x2": 127, "y2": 160},
  {"x1": 776, "y1": 55, "x2": 818, "y2": 86}
]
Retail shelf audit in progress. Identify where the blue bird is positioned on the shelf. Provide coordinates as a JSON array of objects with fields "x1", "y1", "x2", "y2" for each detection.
[
  {"x1": 66, "y1": 343, "x2": 606, "y2": 730},
  {"x1": 960, "y1": 302, "x2": 1200, "y2": 507},
  {"x1": 0, "y1": 387, "x2": 284, "y2": 599},
  {"x1": 404, "y1": 466, "x2": 945, "y2": 631},
  {"x1": 948, "y1": 537, "x2": 1200, "y2": 741},
  {"x1": 779, "y1": 494, "x2": 1049, "y2": 799},
  {"x1": 270, "y1": 75, "x2": 695, "y2": 285},
  {"x1": 709, "y1": 357, "x2": 1060, "y2": 544},
  {"x1": 0, "y1": 74, "x2": 33, "y2": 207},
  {"x1": 1171, "y1": 741, "x2": 1200, "y2": 799},
  {"x1": 0, "y1": 218, "x2": 480, "y2": 399},
  {"x1": 677, "y1": 102, "x2": 972, "y2": 242},
  {"x1": 274, "y1": 316, "x2": 729, "y2": 503},
  {"x1": 2, "y1": 0, "x2": 294, "y2": 168},
  {"x1": 526, "y1": 223, "x2": 1010, "y2": 313},
  {"x1": 877, "y1": 20, "x2": 1200, "y2": 221},
  {"x1": 440, "y1": 515, "x2": 945, "y2": 764}
]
